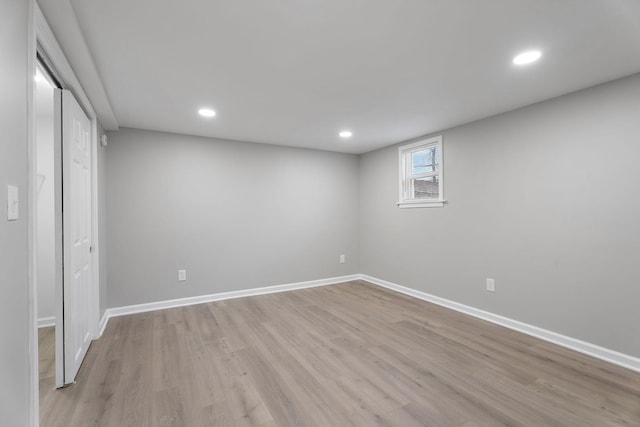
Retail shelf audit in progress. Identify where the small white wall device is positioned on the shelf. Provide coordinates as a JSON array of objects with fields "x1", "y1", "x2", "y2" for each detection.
[
  {"x1": 7, "y1": 185, "x2": 19, "y2": 221},
  {"x1": 100, "y1": 134, "x2": 108, "y2": 148}
]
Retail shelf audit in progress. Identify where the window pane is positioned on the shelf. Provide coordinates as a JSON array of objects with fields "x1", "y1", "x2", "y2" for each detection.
[
  {"x1": 412, "y1": 176, "x2": 439, "y2": 199},
  {"x1": 412, "y1": 147, "x2": 439, "y2": 174}
]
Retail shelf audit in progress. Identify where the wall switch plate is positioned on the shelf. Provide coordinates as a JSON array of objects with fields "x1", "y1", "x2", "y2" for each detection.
[
  {"x1": 7, "y1": 185, "x2": 18, "y2": 221},
  {"x1": 178, "y1": 269, "x2": 187, "y2": 282},
  {"x1": 339, "y1": 254, "x2": 346, "y2": 264},
  {"x1": 486, "y1": 278, "x2": 495, "y2": 292}
]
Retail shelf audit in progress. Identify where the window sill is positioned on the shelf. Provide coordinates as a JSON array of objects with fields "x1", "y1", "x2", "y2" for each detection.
[{"x1": 397, "y1": 200, "x2": 446, "y2": 209}]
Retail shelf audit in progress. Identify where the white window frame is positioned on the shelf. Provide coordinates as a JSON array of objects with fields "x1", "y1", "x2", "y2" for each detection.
[{"x1": 397, "y1": 135, "x2": 445, "y2": 208}]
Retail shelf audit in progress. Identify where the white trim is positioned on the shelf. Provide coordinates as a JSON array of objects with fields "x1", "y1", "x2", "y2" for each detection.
[
  {"x1": 359, "y1": 274, "x2": 640, "y2": 373},
  {"x1": 397, "y1": 200, "x2": 446, "y2": 208},
  {"x1": 27, "y1": 1, "x2": 40, "y2": 425},
  {"x1": 38, "y1": 317, "x2": 56, "y2": 328},
  {"x1": 98, "y1": 311, "x2": 109, "y2": 338},
  {"x1": 52, "y1": 89, "x2": 65, "y2": 389},
  {"x1": 398, "y1": 136, "x2": 441, "y2": 152},
  {"x1": 102, "y1": 274, "x2": 360, "y2": 321},
  {"x1": 90, "y1": 119, "x2": 100, "y2": 339}
]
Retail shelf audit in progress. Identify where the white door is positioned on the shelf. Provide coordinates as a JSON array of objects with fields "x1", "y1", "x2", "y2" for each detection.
[{"x1": 56, "y1": 89, "x2": 93, "y2": 385}]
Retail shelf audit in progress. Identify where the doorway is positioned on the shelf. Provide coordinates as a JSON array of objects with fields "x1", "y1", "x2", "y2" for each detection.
[
  {"x1": 31, "y1": 8, "x2": 103, "y2": 424},
  {"x1": 35, "y1": 54, "x2": 95, "y2": 415}
]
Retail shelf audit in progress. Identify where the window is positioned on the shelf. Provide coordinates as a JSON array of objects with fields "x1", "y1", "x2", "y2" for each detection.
[{"x1": 398, "y1": 135, "x2": 444, "y2": 208}]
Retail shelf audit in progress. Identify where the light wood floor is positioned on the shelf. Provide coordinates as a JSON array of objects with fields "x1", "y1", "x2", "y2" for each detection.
[
  {"x1": 40, "y1": 280, "x2": 640, "y2": 426},
  {"x1": 38, "y1": 325, "x2": 56, "y2": 400}
]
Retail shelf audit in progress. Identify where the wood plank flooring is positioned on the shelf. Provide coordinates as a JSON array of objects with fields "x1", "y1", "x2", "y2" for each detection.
[
  {"x1": 39, "y1": 280, "x2": 640, "y2": 426},
  {"x1": 39, "y1": 325, "x2": 56, "y2": 394}
]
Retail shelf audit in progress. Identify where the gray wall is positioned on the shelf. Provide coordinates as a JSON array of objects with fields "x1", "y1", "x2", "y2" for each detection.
[
  {"x1": 98, "y1": 122, "x2": 108, "y2": 318},
  {"x1": 359, "y1": 73, "x2": 640, "y2": 357},
  {"x1": 106, "y1": 128, "x2": 359, "y2": 307},
  {"x1": 102, "y1": 76, "x2": 640, "y2": 359},
  {"x1": 0, "y1": 0, "x2": 31, "y2": 424}
]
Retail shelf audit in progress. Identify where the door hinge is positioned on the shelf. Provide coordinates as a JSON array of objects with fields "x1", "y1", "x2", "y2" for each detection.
[{"x1": 89, "y1": 246, "x2": 93, "y2": 254}]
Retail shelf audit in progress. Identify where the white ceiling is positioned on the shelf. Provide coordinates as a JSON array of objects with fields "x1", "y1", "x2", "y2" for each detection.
[{"x1": 40, "y1": 0, "x2": 640, "y2": 154}]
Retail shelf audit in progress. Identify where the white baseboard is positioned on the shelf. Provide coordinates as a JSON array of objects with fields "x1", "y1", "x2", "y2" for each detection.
[
  {"x1": 98, "y1": 310, "x2": 109, "y2": 338},
  {"x1": 359, "y1": 274, "x2": 640, "y2": 373},
  {"x1": 95, "y1": 272, "x2": 639, "y2": 373},
  {"x1": 37, "y1": 317, "x2": 55, "y2": 328},
  {"x1": 102, "y1": 274, "x2": 360, "y2": 324}
]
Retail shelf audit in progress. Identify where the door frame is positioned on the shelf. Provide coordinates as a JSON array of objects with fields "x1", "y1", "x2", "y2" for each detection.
[{"x1": 28, "y1": 3, "x2": 102, "y2": 424}]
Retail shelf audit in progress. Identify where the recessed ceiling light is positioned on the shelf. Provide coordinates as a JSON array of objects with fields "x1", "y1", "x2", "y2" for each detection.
[
  {"x1": 339, "y1": 130, "x2": 352, "y2": 138},
  {"x1": 513, "y1": 50, "x2": 542, "y2": 65},
  {"x1": 198, "y1": 108, "x2": 216, "y2": 118}
]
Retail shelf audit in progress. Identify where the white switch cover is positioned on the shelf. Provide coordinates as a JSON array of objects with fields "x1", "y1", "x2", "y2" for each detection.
[
  {"x1": 7, "y1": 185, "x2": 18, "y2": 221},
  {"x1": 339, "y1": 254, "x2": 346, "y2": 264},
  {"x1": 178, "y1": 269, "x2": 187, "y2": 282},
  {"x1": 486, "y1": 278, "x2": 495, "y2": 292}
]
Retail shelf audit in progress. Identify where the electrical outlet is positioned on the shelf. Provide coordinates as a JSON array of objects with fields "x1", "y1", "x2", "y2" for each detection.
[
  {"x1": 339, "y1": 254, "x2": 346, "y2": 264},
  {"x1": 486, "y1": 278, "x2": 495, "y2": 292},
  {"x1": 178, "y1": 269, "x2": 187, "y2": 282}
]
